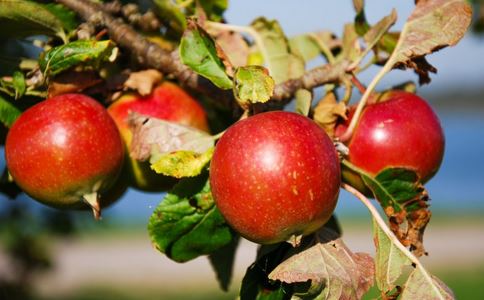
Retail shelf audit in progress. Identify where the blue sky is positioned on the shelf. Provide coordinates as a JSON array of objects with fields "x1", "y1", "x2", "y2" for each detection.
[{"x1": 225, "y1": 0, "x2": 484, "y2": 93}]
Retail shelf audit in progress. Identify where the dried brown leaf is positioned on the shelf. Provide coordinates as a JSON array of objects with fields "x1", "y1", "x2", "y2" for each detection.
[
  {"x1": 269, "y1": 228, "x2": 374, "y2": 300},
  {"x1": 124, "y1": 69, "x2": 163, "y2": 96},
  {"x1": 341, "y1": 23, "x2": 361, "y2": 63},
  {"x1": 313, "y1": 92, "x2": 347, "y2": 138},
  {"x1": 211, "y1": 29, "x2": 249, "y2": 67},
  {"x1": 389, "y1": 0, "x2": 472, "y2": 84},
  {"x1": 47, "y1": 70, "x2": 101, "y2": 97},
  {"x1": 128, "y1": 112, "x2": 214, "y2": 162}
]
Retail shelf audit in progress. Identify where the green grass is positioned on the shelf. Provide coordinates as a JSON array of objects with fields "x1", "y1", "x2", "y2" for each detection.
[
  {"x1": 34, "y1": 266, "x2": 484, "y2": 300},
  {"x1": 361, "y1": 266, "x2": 484, "y2": 300}
]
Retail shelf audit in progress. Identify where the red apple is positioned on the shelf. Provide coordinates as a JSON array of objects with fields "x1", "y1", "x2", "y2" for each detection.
[
  {"x1": 336, "y1": 91, "x2": 445, "y2": 192},
  {"x1": 5, "y1": 94, "x2": 124, "y2": 218},
  {"x1": 108, "y1": 81, "x2": 209, "y2": 191},
  {"x1": 210, "y1": 111, "x2": 340, "y2": 245}
]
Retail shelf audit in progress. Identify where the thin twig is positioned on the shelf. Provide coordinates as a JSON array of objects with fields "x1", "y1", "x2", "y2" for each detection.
[
  {"x1": 342, "y1": 183, "x2": 442, "y2": 298},
  {"x1": 338, "y1": 62, "x2": 392, "y2": 142}
]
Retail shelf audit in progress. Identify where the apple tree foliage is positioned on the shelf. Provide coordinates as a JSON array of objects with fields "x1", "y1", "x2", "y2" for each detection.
[{"x1": 0, "y1": 0, "x2": 474, "y2": 299}]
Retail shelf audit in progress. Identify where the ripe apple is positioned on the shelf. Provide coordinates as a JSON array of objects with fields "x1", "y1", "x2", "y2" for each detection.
[
  {"x1": 108, "y1": 81, "x2": 209, "y2": 191},
  {"x1": 210, "y1": 111, "x2": 340, "y2": 245},
  {"x1": 5, "y1": 94, "x2": 124, "y2": 219},
  {"x1": 336, "y1": 91, "x2": 445, "y2": 192}
]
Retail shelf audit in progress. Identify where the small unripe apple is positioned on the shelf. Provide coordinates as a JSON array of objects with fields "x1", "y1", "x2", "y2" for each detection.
[
  {"x1": 210, "y1": 111, "x2": 340, "y2": 245},
  {"x1": 108, "y1": 82, "x2": 209, "y2": 191},
  {"x1": 5, "y1": 94, "x2": 124, "y2": 218},
  {"x1": 336, "y1": 91, "x2": 445, "y2": 192}
]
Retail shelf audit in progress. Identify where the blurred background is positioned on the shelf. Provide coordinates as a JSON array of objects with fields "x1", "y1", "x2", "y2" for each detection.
[{"x1": 1, "y1": 1, "x2": 483, "y2": 299}]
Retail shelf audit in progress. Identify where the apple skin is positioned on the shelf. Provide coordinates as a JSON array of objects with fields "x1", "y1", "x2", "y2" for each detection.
[
  {"x1": 107, "y1": 82, "x2": 209, "y2": 191},
  {"x1": 5, "y1": 94, "x2": 124, "y2": 210},
  {"x1": 210, "y1": 111, "x2": 340, "y2": 244},
  {"x1": 336, "y1": 91, "x2": 445, "y2": 192}
]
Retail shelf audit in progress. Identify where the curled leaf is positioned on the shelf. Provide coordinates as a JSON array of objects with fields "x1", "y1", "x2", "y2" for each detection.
[
  {"x1": 124, "y1": 69, "x2": 163, "y2": 96},
  {"x1": 210, "y1": 28, "x2": 250, "y2": 67},
  {"x1": 313, "y1": 92, "x2": 347, "y2": 138},
  {"x1": 47, "y1": 70, "x2": 101, "y2": 97},
  {"x1": 151, "y1": 148, "x2": 214, "y2": 178},
  {"x1": 388, "y1": 0, "x2": 472, "y2": 84},
  {"x1": 294, "y1": 89, "x2": 312, "y2": 116},
  {"x1": 363, "y1": 9, "x2": 397, "y2": 55},
  {"x1": 233, "y1": 65, "x2": 274, "y2": 108},
  {"x1": 128, "y1": 112, "x2": 214, "y2": 162},
  {"x1": 180, "y1": 19, "x2": 233, "y2": 89},
  {"x1": 341, "y1": 23, "x2": 362, "y2": 63}
]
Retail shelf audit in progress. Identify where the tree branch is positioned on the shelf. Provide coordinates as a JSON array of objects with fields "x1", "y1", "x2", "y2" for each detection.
[{"x1": 56, "y1": 0, "x2": 347, "y2": 110}]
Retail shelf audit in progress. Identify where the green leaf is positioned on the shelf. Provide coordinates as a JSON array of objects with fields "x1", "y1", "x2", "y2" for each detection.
[
  {"x1": 373, "y1": 218, "x2": 412, "y2": 293},
  {"x1": 289, "y1": 31, "x2": 336, "y2": 62},
  {"x1": 250, "y1": 17, "x2": 305, "y2": 84},
  {"x1": 240, "y1": 243, "x2": 294, "y2": 300},
  {"x1": 198, "y1": 0, "x2": 228, "y2": 22},
  {"x1": 233, "y1": 65, "x2": 274, "y2": 108},
  {"x1": 0, "y1": 0, "x2": 67, "y2": 42},
  {"x1": 386, "y1": 0, "x2": 472, "y2": 84},
  {"x1": 400, "y1": 269, "x2": 455, "y2": 300},
  {"x1": 363, "y1": 9, "x2": 397, "y2": 53},
  {"x1": 0, "y1": 94, "x2": 21, "y2": 127},
  {"x1": 148, "y1": 174, "x2": 234, "y2": 263},
  {"x1": 44, "y1": 3, "x2": 79, "y2": 32},
  {"x1": 12, "y1": 71, "x2": 25, "y2": 100},
  {"x1": 353, "y1": 0, "x2": 369, "y2": 36},
  {"x1": 151, "y1": 148, "x2": 214, "y2": 178},
  {"x1": 268, "y1": 227, "x2": 374, "y2": 300},
  {"x1": 208, "y1": 235, "x2": 240, "y2": 291},
  {"x1": 152, "y1": 0, "x2": 186, "y2": 34},
  {"x1": 39, "y1": 40, "x2": 117, "y2": 77},
  {"x1": 294, "y1": 89, "x2": 312, "y2": 116},
  {"x1": 180, "y1": 19, "x2": 233, "y2": 89}
]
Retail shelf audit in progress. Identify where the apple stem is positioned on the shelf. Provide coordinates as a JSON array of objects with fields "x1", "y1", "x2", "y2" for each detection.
[
  {"x1": 212, "y1": 130, "x2": 226, "y2": 141},
  {"x1": 339, "y1": 62, "x2": 392, "y2": 143},
  {"x1": 286, "y1": 234, "x2": 302, "y2": 247},
  {"x1": 342, "y1": 183, "x2": 438, "y2": 292},
  {"x1": 341, "y1": 77, "x2": 353, "y2": 104},
  {"x1": 350, "y1": 73, "x2": 367, "y2": 94},
  {"x1": 83, "y1": 192, "x2": 102, "y2": 220}
]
